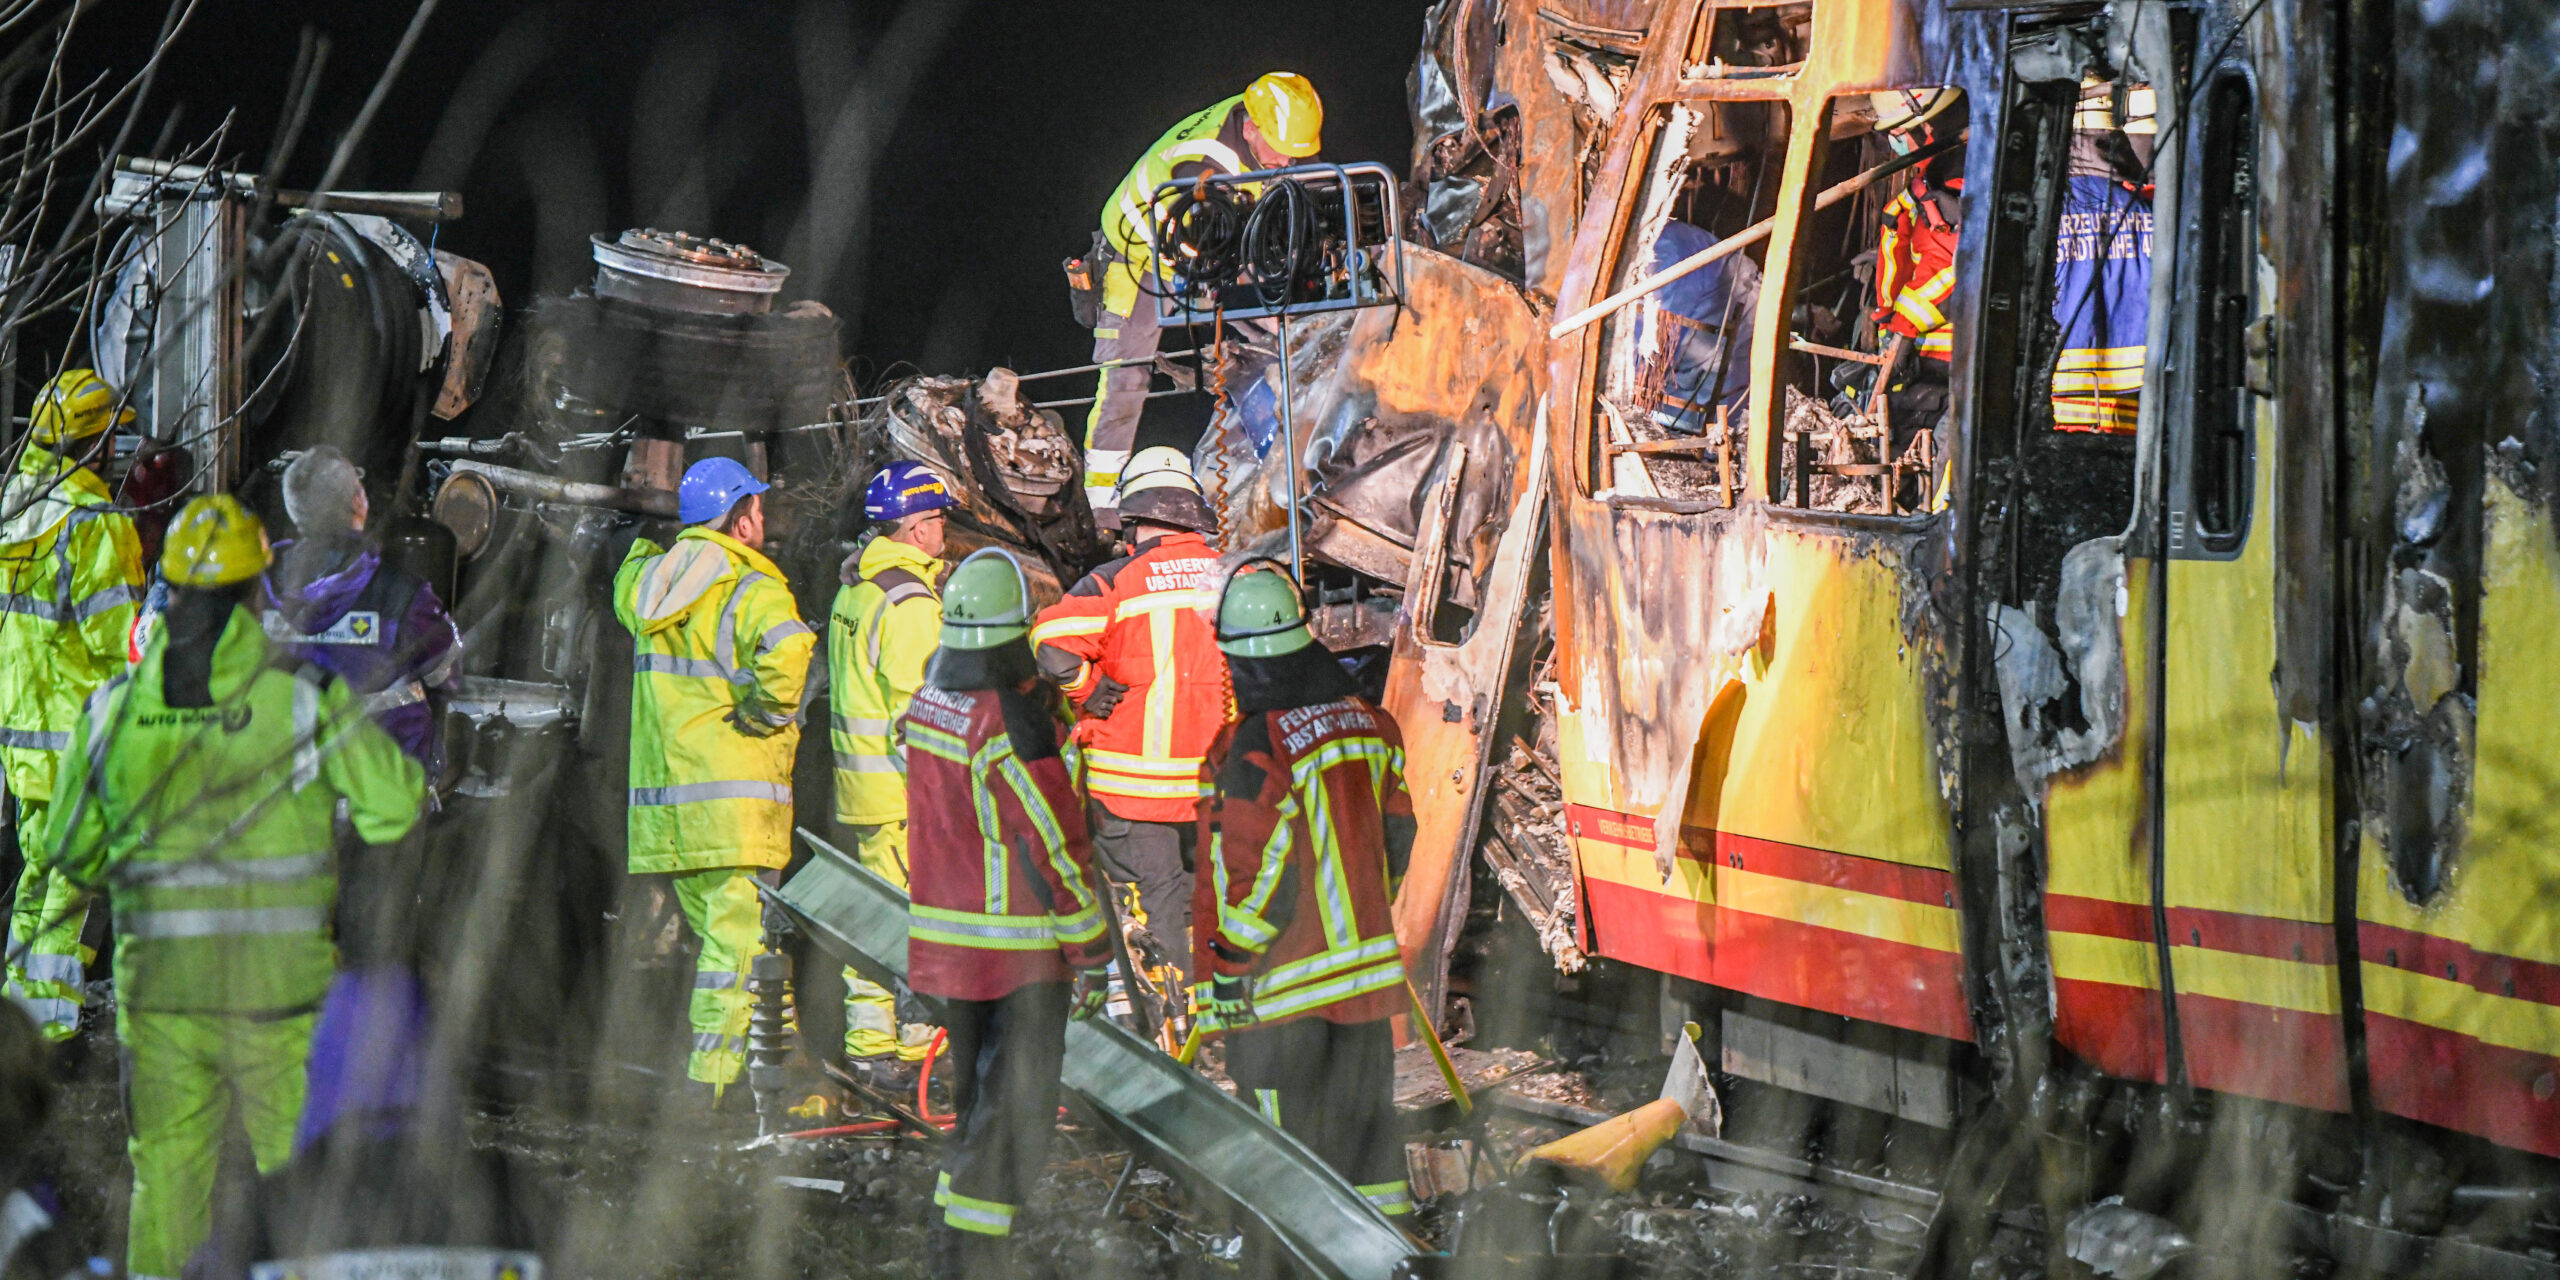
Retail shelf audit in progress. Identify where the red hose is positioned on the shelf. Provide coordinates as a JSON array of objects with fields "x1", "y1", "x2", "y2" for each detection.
[
  {"x1": 772, "y1": 1118, "x2": 904, "y2": 1140},
  {"x1": 918, "y1": 1028, "x2": 955, "y2": 1124}
]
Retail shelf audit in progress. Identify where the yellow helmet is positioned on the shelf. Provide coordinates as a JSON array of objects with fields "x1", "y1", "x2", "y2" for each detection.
[
  {"x1": 160, "y1": 494, "x2": 272, "y2": 588},
  {"x1": 28, "y1": 369, "x2": 133, "y2": 446},
  {"x1": 1244, "y1": 72, "x2": 1323, "y2": 158}
]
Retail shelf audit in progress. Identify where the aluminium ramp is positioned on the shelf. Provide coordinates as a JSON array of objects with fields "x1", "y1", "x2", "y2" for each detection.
[{"x1": 773, "y1": 828, "x2": 1422, "y2": 1280}]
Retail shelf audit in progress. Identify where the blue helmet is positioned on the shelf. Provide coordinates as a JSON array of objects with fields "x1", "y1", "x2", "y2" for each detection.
[
  {"x1": 678, "y1": 456, "x2": 770, "y2": 525},
  {"x1": 863, "y1": 460, "x2": 955, "y2": 522}
]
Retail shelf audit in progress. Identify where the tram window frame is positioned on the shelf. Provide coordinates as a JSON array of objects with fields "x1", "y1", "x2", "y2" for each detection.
[
  {"x1": 1764, "y1": 88, "x2": 1966, "y2": 520},
  {"x1": 2183, "y1": 68, "x2": 2258, "y2": 555},
  {"x1": 1683, "y1": 1, "x2": 1814, "y2": 77},
  {"x1": 1579, "y1": 94, "x2": 1794, "y2": 507}
]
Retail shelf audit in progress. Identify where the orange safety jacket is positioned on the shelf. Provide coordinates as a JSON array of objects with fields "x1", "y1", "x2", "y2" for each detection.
[
  {"x1": 1030, "y1": 531, "x2": 1235, "y2": 822},
  {"x1": 1191, "y1": 697, "x2": 1415, "y2": 1031},
  {"x1": 1876, "y1": 180, "x2": 1962, "y2": 362},
  {"x1": 902, "y1": 682, "x2": 1114, "y2": 1002}
]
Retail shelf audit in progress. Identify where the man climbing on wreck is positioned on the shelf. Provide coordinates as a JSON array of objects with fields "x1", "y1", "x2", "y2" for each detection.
[{"x1": 1080, "y1": 72, "x2": 1324, "y2": 530}]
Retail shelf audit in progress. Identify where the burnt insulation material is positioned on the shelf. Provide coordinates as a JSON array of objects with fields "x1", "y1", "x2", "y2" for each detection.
[
  {"x1": 2358, "y1": 0, "x2": 2560, "y2": 902},
  {"x1": 522, "y1": 294, "x2": 840, "y2": 434}
]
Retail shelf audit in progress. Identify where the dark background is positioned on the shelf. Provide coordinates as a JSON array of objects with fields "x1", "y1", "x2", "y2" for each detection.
[{"x1": 82, "y1": 0, "x2": 1430, "y2": 386}]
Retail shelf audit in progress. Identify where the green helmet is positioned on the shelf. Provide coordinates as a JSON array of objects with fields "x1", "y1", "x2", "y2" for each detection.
[
  {"x1": 941, "y1": 547, "x2": 1033, "y2": 650},
  {"x1": 1215, "y1": 563, "x2": 1313, "y2": 657}
]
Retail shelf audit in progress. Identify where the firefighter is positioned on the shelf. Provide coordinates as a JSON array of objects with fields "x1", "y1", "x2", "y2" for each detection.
[
  {"x1": 903, "y1": 548, "x2": 1112, "y2": 1275},
  {"x1": 1, "y1": 369, "x2": 147, "y2": 1041},
  {"x1": 37, "y1": 495, "x2": 425, "y2": 1280},
  {"x1": 268, "y1": 445, "x2": 464, "y2": 971},
  {"x1": 2050, "y1": 78, "x2": 2157, "y2": 434},
  {"x1": 1193, "y1": 564, "x2": 1417, "y2": 1230},
  {"x1": 610, "y1": 456, "x2": 814, "y2": 1098},
  {"x1": 828, "y1": 459, "x2": 953, "y2": 1070},
  {"x1": 1031, "y1": 461, "x2": 1230, "y2": 989},
  {"x1": 1869, "y1": 87, "x2": 1968, "y2": 440},
  {"x1": 1083, "y1": 72, "x2": 1323, "y2": 528}
]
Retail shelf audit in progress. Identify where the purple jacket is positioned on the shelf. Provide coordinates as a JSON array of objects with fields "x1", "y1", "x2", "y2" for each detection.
[{"x1": 267, "y1": 536, "x2": 462, "y2": 767}]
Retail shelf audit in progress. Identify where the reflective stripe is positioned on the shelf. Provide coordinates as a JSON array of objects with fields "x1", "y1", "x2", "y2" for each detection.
[
  {"x1": 940, "y1": 1191, "x2": 1017, "y2": 1237},
  {"x1": 1256, "y1": 933, "x2": 1401, "y2": 995},
  {"x1": 122, "y1": 851, "x2": 331, "y2": 890},
  {"x1": 364, "y1": 680, "x2": 427, "y2": 713},
  {"x1": 712, "y1": 571, "x2": 766, "y2": 673},
  {"x1": 1218, "y1": 809, "x2": 1295, "y2": 951},
  {"x1": 122, "y1": 906, "x2": 330, "y2": 940},
  {"x1": 1359, "y1": 1181, "x2": 1415, "y2": 1216},
  {"x1": 629, "y1": 780, "x2": 793, "y2": 806},
  {"x1": 1088, "y1": 772, "x2": 1210, "y2": 801},
  {"x1": 693, "y1": 971, "x2": 739, "y2": 990},
  {"x1": 906, "y1": 724, "x2": 970, "y2": 764},
  {"x1": 832, "y1": 713, "x2": 897, "y2": 736},
  {"x1": 290, "y1": 668, "x2": 322, "y2": 793},
  {"x1": 0, "y1": 594, "x2": 68, "y2": 622},
  {"x1": 1082, "y1": 748, "x2": 1206, "y2": 777},
  {"x1": 1247, "y1": 955, "x2": 1407, "y2": 1022},
  {"x1": 1109, "y1": 588, "x2": 1220, "y2": 622},
  {"x1": 0, "y1": 727, "x2": 69, "y2": 750},
  {"x1": 7, "y1": 994, "x2": 79, "y2": 1028},
  {"x1": 1028, "y1": 614, "x2": 1108, "y2": 644},
  {"x1": 691, "y1": 1033, "x2": 745, "y2": 1055},
  {"x1": 834, "y1": 753, "x2": 904, "y2": 774},
  {"x1": 862, "y1": 584, "x2": 932, "y2": 670},
  {"x1": 74, "y1": 583, "x2": 137, "y2": 621},
  {"x1": 758, "y1": 619, "x2": 812, "y2": 655},
  {"x1": 1255, "y1": 1088, "x2": 1282, "y2": 1125},
  {"x1": 636, "y1": 653, "x2": 728, "y2": 679},
  {"x1": 14, "y1": 952, "x2": 83, "y2": 985},
  {"x1": 910, "y1": 904, "x2": 1066, "y2": 951}
]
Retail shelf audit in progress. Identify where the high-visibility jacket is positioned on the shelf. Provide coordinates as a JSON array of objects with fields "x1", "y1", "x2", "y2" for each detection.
[
  {"x1": 1192, "y1": 696, "x2": 1414, "y2": 1031},
  {"x1": 1097, "y1": 95, "x2": 1254, "y2": 317},
  {"x1": 611, "y1": 527, "x2": 814, "y2": 874},
  {"x1": 902, "y1": 682, "x2": 1112, "y2": 1002},
  {"x1": 0, "y1": 446, "x2": 143, "y2": 802},
  {"x1": 828, "y1": 535, "x2": 943, "y2": 825},
  {"x1": 2051, "y1": 174, "x2": 2154, "y2": 433},
  {"x1": 1877, "y1": 180, "x2": 1962, "y2": 362},
  {"x1": 38, "y1": 604, "x2": 423, "y2": 1014},
  {"x1": 1031, "y1": 531, "x2": 1234, "y2": 823}
]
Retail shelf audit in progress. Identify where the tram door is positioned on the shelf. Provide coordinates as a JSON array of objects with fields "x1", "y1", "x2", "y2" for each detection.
[{"x1": 2149, "y1": 66, "x2": 2348, "y2": 1114}]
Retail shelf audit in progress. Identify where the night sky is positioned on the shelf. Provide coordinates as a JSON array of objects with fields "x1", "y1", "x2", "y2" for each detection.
[{"x1": 92, "y1": 0, "x2": 1431, "y2": 387}]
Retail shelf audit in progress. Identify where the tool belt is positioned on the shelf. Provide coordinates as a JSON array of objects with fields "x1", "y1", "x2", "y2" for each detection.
[{"x1": 1064, "y1": 230, "x2": 1119, "y2": 330}]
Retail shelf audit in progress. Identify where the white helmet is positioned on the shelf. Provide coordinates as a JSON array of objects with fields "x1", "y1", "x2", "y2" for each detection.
[{"x1": 1120, "y1": 446, "x2": 1201, "y2": 499}]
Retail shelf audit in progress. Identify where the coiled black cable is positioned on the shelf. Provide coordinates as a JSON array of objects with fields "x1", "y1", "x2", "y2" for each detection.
[
  {"x1": 1241, "y1": 177, "x2": 1323, "y2": 309},
  {"x1": 1147, "y1": 179, "x2": 1249, "y2": 306}
]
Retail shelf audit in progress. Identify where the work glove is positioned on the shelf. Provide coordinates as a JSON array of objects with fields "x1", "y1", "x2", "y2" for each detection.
[
  {"x1": 1199, "y1": 973, "x2": 1256, "y2": 1029},
  {"x1": 1082, "y1": 674, "x2": 1130, "y2": 719},
  {"x1": 1070, "y1": 967, "x2": 1112, "y2": 1021}
]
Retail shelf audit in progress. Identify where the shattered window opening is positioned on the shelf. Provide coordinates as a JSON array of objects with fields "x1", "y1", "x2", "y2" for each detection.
[
  {"x1": 1683, "y1": 2, "x2": 1814, "y2": 79},
  {"x1": 1769, "y1": 90, "x2": 1965, "y2": 518},
  {"x1": 1586, "y1": 97, "x2": 1791, "y2": 506}
]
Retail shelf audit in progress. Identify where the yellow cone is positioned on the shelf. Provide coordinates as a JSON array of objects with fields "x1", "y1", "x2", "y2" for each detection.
[{"x1": 1524, "y1": 1096, "x2": 1690, "y2": 1193}]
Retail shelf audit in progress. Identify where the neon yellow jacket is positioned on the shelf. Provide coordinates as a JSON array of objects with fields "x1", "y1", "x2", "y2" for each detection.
[
  {"x1": 613, "y1": 527, "x2": 814, "y2": 873},
  {"x1": 40, "y1": 604, "x2": 423, "y2": 1014},
  {"x1": 1098, "y1": 94, "x2": 1251, "y2": 317},
  {"x1": 827, "y1": 535, "x2": 943, "y2": 825},
  {"x1": 0, "y1": 446, "x2": 143, "y2": 802}
]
